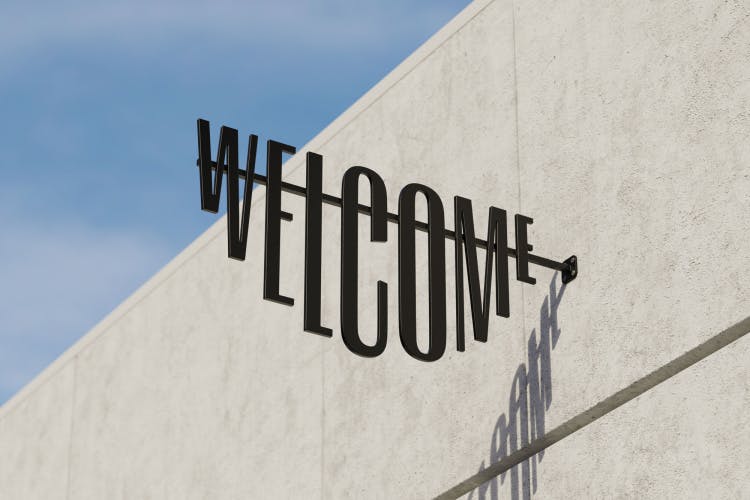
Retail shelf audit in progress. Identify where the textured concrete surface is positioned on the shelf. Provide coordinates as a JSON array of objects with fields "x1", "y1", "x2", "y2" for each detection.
[
  {"x1": 1, "y1": 0, "x2": 749, "y2": 498},
  {"x1": 461, "y1": 323, "x2": 750, "y2": 500},
  {"x1": 0, "y1": 362, "x2": 74, "y2": 499},
  {"x1": 514, "y1": 0, "x2": 750, "y2": 437}
]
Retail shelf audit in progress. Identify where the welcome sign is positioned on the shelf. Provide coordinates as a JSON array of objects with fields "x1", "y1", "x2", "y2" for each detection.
[{"x1": 196, "y1": 119, "x2": 577, "y2": 362}]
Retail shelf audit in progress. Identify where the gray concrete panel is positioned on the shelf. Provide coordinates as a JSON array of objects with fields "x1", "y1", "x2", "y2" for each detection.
[
  {"x1": 461, "y1": 320, "x2": 750, "y2": 499},
  {"x1": 67, "y1": 194, "x2": 324, "y2": 499},
  {"x1": 0, "y1": 362, "x2": 75, "y2": 500},
  {"x1": 514, "y1": 0, "x2": 750, "y2": 447}
]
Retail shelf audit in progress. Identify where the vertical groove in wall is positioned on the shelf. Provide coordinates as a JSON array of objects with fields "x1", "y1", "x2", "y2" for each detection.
[
  {"x1": 510, "y1": 0, "x2": 528, "y2": 355},
  {"x1": 64, "y1": 356, "x2": 78, "y2": 500},
  {"x1": 320, "y1": 344, "x2": 325, "y2": 500},
  {"x1": 511, "y1": 0, "x2": 522, "y2": 212}
]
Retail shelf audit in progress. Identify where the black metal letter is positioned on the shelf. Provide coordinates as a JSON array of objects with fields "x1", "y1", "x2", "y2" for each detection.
[
  {"x1": 304, "y1": 152, "x2": 333, "y2": 337},
  {"x1": 340, "y1": 166, "x2": 388, "y2": 357},
  {"x1": 398, "y1": 184, "x2": 446, "y2": 362},
  {"x1": 264, "y1": 140, "x2": 296, "y2": 305},
  {"x1": 454, "y1": 197, "x2": 510, "y2": 351},
  {"x1": 227, "y1": 134, "x2": 259, "y2": 260},
  {"x1": 196, "y1": 118, "x2": 231, "y2": 213},
  {"x1": 515, "y1": 214, "x2": 536, "y2": 285},
  {"x1": 197, "y1": 120, "x2": 259, "y2": 260}
]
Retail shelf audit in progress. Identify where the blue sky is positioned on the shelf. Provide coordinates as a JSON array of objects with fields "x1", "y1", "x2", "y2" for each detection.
[{"x1": 0, "y1": 0, "x2": 471, "y2": 403}]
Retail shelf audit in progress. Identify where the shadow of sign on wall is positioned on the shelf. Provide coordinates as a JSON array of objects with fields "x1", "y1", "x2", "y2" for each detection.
[{"x1": 469, "y1": 274, "x2": 565, "y2": 500}]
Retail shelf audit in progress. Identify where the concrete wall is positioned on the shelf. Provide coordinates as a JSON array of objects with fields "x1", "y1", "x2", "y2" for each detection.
[{"x1": 2, "y1": 0, "x2": 749, "y2": 498}]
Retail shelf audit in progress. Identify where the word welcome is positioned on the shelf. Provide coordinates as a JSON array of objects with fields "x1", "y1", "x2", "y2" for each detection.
[{"x1": 196, "y1": 119, "x2": 577, "y2": 362}]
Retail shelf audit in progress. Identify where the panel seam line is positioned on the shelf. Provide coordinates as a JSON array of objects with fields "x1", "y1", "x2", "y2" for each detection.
[
  {"x1": 64, "y1": 356, "x2": 78, "y2": 500},
  {"x1": 433, "y1": 314, "x2": 750, "y2": 499}
]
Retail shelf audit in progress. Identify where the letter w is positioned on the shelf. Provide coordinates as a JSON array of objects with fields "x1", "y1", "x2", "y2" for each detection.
[{"x1": 196, "y1": 118, "x2": 258, "y2": 260}]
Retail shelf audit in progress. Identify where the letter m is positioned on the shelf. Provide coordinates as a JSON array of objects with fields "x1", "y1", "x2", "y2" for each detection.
[{"x1": 454, "y1": 196, "x2": 511, "y2": 351}]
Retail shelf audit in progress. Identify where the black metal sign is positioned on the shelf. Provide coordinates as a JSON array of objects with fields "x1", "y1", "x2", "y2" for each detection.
[{"x1": 195, "y1": 119, "x2": 578, "y2": 362}]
